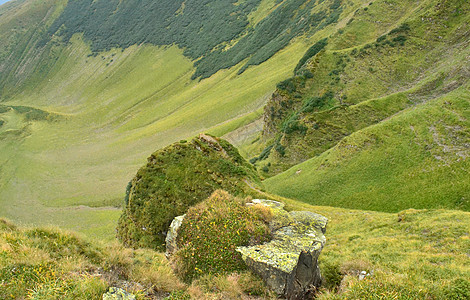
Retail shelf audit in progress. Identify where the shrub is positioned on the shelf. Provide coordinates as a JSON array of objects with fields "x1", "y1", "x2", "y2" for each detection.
[
  {"x1": 173, "y1": 190, "x2": 271, "y2": 282},
  {"x1": 301, "y1": 91, "x2": 334, "y2": 113},
  {"x1": 281, "y1": 112, "x2": 307, "y2": 134},
  {"x1": 389, "y1": 23, "x2": 411, "y2": 35},
  {"x1": 294, "y1": 38, "x2": 328, "y2": 74},
  {"x1": 376, "y1": 35, "x2": 386, "y2": 43},
  {"x1": 393, "y1": 35, "x2": 407, "y2": 46},
  {"x1": 275, "y1": 143, "x2": 286, "y2": 156},
  {"x1": 277, "y1": 78, "x2": 297, "y2": 93}
]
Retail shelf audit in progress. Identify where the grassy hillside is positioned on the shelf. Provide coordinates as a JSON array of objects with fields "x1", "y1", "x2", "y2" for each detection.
[
  {"x1": 255, "y1": 0, "x2": 470, "y2": 173},
  {"x1": 48, "y1": 0, "x2": 346, "y2": 79},
  {"x1": 2, "y1": 202, "x2": 469, "y2": 299},
  {"x1": 245, "y1": 0, "x2": 470, "y2": 212},
  {"x1": 266, "y1": 87, "x2": 470, "y2": 212}
]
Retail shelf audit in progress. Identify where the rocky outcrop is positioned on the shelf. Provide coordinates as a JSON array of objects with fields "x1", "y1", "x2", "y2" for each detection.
[
  {"x1": 237, "y1": 200, "x2": 327, "y2": 299},
  {"x1": 165, "y1": 214, "x2": 185, "y2": 258},
  {"x1": 102, "y1": 287, "x2": 136, "y2": 300}
]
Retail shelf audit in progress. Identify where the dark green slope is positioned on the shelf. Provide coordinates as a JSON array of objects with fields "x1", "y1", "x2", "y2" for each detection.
[
  {"x1": 48, "y1": 0, "x2": 345, "y2": 79},
  {"x1": 0, "y1": 0, "x2": 351, "y2": 100}
]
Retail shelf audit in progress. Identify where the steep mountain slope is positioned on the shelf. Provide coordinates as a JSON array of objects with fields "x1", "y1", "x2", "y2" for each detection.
[
  {"x1": 0, "y1": 0, "x2": 368, "y2": 238},
  {"x1": 245, "y1": 0, "x2": 470, "y2": 212},
  {"x1": 266, "y1": 87, "x2": 470, "y2": 212}
]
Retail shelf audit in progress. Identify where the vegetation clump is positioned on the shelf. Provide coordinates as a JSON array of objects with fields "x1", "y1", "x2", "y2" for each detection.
[
  {"x1": 294, "y1": 38, "x2": 328, "y2": 74},
  {"x1": 173, "y1": 190, "x2": 272, "y2": 282},
  {"x1": 117, "y1": 135, "x2": 263, "y2": 251}
]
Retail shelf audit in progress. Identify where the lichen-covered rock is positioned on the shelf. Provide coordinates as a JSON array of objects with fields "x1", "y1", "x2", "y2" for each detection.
[
  {"x1": 237, "y1": 199, "x2": 327, "y2": 299},
  {"x1": 165, "y1": 214, "x2": 185, "y2": 258},
  {"x1": 102, "y1": 287, "x2": 136, "y2": 300}
]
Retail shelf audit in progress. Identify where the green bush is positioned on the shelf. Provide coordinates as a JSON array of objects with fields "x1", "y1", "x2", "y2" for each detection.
[
  {"x1": 117, "y1": 135, "x2": 263, "y2": 250},
  {"x1": 275, "y1": 143, "x2": 286, "y2": 156},
  {"x1": 281, "y1": 112, "x2": 307, "y2": 134},
  {"x1": 389, "y1": 23, "x2": 411, "y2": 35},
  {"x1": 294, "y1": 38, "x2": 328, "y2": 74},
  {"x1": 174, "y1": 190, "x2": 271, "y2": 282},
  {"x1": 277, "y1": 78, "x2": 297, "y2": 93},
  {"x1": 301, "y1": 91, "x2": 334, "y2": 113},
  {"x1": 393, "y1": 35, "x2": 407, "y2": 46}
]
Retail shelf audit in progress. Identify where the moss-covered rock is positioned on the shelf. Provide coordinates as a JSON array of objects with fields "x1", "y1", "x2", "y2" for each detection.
[
  {"x1": 237, "y1": 199, "x2": 327, "y2": 299},
  {"x1": 117, "y1": 134, "x2": 263, "y2": 251}
]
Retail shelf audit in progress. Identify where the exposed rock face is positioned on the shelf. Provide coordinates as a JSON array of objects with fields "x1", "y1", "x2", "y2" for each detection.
[
  {"x1": 237, "y1": 199, "x2": 327, "y2": 299},
  {"x1": 165, "y1": 214, "x2": 185, "y2": 258},
  {"x1": 102, "y1": 287, "x2": 136, "y2": 300}
]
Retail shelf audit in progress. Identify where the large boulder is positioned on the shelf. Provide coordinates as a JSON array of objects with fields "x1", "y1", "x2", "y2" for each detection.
[{"x1": 237, "y1": 200, "x2": 327, "y2": 299}]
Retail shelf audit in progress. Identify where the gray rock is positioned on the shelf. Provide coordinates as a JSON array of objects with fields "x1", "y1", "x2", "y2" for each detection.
[
  {"x1": 102, "y1": 287, "x2": 136, "y2": 300},
  {"x1": 165, "y1": 214, "x2": 185, "y2": 258},
  {"x1": 237, "y1": 200, "x2": 327, "y2": 299}
]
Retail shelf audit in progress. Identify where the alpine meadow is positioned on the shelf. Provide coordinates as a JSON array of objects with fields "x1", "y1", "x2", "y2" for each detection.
[{"x1": 0, "y1": 0, "x2": 469, "y2": 299}]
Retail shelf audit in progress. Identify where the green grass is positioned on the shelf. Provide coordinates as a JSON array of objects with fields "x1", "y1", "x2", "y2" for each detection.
[
  {"x1": 0, "y1": 219, "x2": 186, "y2": 299},
  {"x1": 207, "y1": 107, "x2": 265, "y2": 138},
  {"x1": 265, "y1": 87, "x2": 470, "y2": 212},
  {"x1": 280, "y1": 200, "x2": 470, "y2": 299}
]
